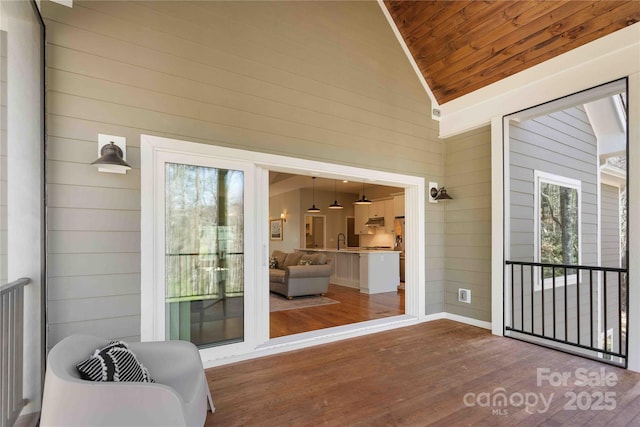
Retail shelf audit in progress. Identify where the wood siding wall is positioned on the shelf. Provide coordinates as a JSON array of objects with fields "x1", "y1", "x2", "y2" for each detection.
[
  {"x1": 444, "y1": 126, "x2": 491, "y2": 322},
  {"x1": 509, "y1": 106, "x2": 598, "y2": 265},
  {"x1": 42, "y1": 0, "x2": 443, "y2": 346}
]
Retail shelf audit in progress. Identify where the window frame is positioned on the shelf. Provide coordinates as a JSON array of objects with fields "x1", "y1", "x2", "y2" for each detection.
[{"x1": 533, "y1": 170, "x2": 582, "y2": 290}]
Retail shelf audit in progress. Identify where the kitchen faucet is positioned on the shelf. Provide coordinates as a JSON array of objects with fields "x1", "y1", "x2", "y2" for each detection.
[{"x1": 337, "y1": 233, "x2": 346, "y2": 250}]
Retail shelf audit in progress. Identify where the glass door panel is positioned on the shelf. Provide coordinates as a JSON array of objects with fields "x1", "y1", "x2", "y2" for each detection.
[{"x1": 165, "y1": 163, "x2": 244, "y2": 348}]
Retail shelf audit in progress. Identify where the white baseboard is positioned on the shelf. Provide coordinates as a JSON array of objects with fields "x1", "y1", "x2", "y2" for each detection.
[{"x1": 442, "y1": 313, "x2": 492, "y2": 330}]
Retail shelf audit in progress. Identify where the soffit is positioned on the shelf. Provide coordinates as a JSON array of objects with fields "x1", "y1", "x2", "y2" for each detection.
[{"x1": 383, "y1": 1, "x2": 640, "y2": 105}]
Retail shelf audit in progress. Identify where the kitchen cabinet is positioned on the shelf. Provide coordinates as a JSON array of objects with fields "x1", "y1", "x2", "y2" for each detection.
[
  {"x1": 384, "y1": 199, "x2": 395, "y2": 233},
  {"x1": 369, "y1": 201, "x2": 384, "y2": 218},
  {"x1": 354, "y1": 204, "x2": 371, "y2": 235},
  {"x1": 359, "y1": 251, "x2": 400, "y2": 294},
  {"x1": 298, "y1": 248, "x2": 399, "y2": 294}
]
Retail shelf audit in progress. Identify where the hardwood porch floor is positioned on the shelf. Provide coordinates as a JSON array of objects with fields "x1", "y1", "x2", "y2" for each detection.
[
  {"x1": 205, "y1": 320, "x2": 640, "y2": 426},
  {"x1": 270, "y1": 283, "x2": 405, "y2": 338}
]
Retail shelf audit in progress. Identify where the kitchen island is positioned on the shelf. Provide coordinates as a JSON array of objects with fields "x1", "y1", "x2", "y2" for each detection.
[{"x1": 297, "y1": 248, "x2": 400, "y2": 294}]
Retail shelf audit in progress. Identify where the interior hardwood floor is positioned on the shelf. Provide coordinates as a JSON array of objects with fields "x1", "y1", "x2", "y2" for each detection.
[
  {"x1": 270, "y1": 283, "x2": 405, "y2": 338},
  {"x1": 205, "y1": 320, "x2": 640, "y2": 426}
]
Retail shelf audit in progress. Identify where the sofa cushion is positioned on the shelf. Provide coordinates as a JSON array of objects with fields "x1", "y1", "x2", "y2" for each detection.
[
  {"x1": 283, "y1": 252, "x2": 303, "y2": 268},
  {"x1": 301, "y1": 253, "x2": 327, "y2": 265},
  {"x1": 271, "y1": 250, "x2": 287, "y2": 268},
  {"x1": 76, "y1": 341, "x2": 154, "y2": 383}
]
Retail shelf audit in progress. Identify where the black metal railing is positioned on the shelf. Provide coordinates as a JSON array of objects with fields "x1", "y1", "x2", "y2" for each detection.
[
  {"x1": 505, "y1": 261, "x2": 628, "y2": 367},
  {"x1": 0, "y1": 278, "x2": 30, "y2": 427}
]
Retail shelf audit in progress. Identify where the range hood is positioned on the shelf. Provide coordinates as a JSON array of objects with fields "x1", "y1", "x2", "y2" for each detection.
[{"x1": 365, "y1": 217, "x2": 385, "y2": 227}]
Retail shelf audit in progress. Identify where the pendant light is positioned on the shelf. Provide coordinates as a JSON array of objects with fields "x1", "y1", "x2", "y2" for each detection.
[
  {"x1": 307, "y1": 177, "x2": 321, "y2": 213},
  {"x1": 328, "y1": 180, "x2": 343, "y2": 209},
  {"x1": 354, "y1": 182, "x2": 372, "y2": 205}
]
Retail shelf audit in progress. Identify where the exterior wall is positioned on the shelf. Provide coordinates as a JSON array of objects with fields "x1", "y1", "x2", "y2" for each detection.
[
  {"x1": 509, "y1": 106, "x2": 598, "y2": 265},
  {"x1": 42, "y1": 0, "x2": 443, "y2": 346},
  {"x1": 444, "y1": 126, "x2": 492, "y2": 322}
]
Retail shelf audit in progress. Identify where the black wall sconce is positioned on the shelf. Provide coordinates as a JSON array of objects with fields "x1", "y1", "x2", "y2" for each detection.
[
  {"x1": 429, "y1": 182, "x2": 452, "y2": 203},
  {"x1": 92, "y1": 134, "x2": 131, "y2": 174}
]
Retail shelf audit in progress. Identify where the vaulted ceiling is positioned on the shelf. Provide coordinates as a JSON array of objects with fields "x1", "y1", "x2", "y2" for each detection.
[{"x1": 383, "y1": 1, "x2": 640, "y2": 105}]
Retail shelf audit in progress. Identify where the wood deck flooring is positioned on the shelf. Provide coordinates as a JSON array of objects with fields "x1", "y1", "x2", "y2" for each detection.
[
  {"x1": 270, "y1": 284, "x2": 405, "y2": 338},
  {"x1": 205, "y1": 319, "x2": 640, "y2": 426}
]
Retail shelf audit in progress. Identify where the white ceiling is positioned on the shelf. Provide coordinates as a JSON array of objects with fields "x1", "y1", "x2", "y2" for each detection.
[{"x1": 269, "y1": 172, "x2": 402, "y2": 199}]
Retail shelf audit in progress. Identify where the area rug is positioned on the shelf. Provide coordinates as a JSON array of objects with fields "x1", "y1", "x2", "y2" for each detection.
[{"x1": 269, "y1": 293, "x2": 340, "y2": 312}]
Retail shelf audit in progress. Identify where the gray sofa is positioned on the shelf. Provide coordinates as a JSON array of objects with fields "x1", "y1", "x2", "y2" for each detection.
[{"x1": 269, "y1": 250, "x2": 332, "y2": 299}]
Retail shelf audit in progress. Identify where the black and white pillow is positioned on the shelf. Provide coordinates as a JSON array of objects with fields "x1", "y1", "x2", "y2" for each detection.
[
  {"x1": 269, "y1": 256, "x2": 279, "y2": 269},
  {"x1": 76, "y1": 340, "x2": 154, "y2": 383}
]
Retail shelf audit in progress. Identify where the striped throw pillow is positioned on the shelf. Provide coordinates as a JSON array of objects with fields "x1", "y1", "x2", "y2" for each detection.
[{"x1": 76, "y1": 340, "x2": 154, "y2": 383}]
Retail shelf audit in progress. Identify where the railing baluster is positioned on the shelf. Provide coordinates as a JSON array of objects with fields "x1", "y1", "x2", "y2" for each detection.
[
  {"x1": 541, "y1": 266, "x2": 545, "y2": 337},
  {"x1": 564, "y1": 267, "x2": 568, "y2": 342},
  {"x1": 590, "y1": 269, "x2": 594, "y2": 349},
  {"x1": 618, "y1": 271, "x2": 622, "y2": 355},
  {"x1": 577, "y1": 268, "x2": 581, "y2": 346},
  {"x1": 552, "y1": 266, "x2": 556, "y2": 340},
  {"x1": 510, "y1": 264, "x2": 514, "y2": 329},
  {"x1": 520, "y1": 264, "x2": 524, "y2": 330},
  {"x1": 530, "y1": 265, "x2": 534, "y2": 334},
  {"x1": 604, "y1": 271, "x2": 608, "y2": 351}
]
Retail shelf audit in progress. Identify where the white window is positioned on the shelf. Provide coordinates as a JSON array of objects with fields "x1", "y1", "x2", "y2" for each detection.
[{"x1": 534, "y1": 171, "x2": 582, "y2": 289}]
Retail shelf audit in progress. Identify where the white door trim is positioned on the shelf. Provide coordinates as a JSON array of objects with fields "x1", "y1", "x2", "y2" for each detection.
[{"x1": 141, "y1": 134, "x2": 425, "y2": 365}]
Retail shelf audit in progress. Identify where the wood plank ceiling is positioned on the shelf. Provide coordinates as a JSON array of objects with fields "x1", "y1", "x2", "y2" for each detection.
[{"x1": 383, "y1": 1, "x2": 640, "y2": 105}]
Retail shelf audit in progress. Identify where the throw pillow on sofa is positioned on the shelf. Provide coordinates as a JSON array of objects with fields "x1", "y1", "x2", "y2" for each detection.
[
  {"x1": 283, "y1": 252, "x2": 303, "y2": 268},
  {"x1": 300, "y1": 253, "x2": 327, "y2": 265},
  {"x1": 271, "y1": 250, "x2": 287, "y2": 268},
  {"x1": 269, "y1": 257, "x2": 279, "y2": 269}
]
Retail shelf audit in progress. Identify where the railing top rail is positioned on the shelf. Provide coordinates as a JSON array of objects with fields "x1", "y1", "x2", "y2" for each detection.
[
  {"x1": 0, "y1": 277, "x2": 31, "y2": 294},
  {"x1": 505, "y1": 260, "x2": 627, "y2": 273}
]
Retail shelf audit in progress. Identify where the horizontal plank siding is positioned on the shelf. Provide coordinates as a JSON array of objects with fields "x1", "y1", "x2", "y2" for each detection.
[
  {"x1": 42, "y1": 0, "x2": 443, "y2": 345},
  {"x1": 444, "y1": 126, "x2": 492, "y2": 322},
  {"x1": 509, "y1": 106, "x2": 599, "y2": 266}
]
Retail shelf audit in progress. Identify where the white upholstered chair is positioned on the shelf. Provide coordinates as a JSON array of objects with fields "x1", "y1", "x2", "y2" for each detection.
[{"x1": 40, "y1": 334, "x2": 214, "y2": 427}]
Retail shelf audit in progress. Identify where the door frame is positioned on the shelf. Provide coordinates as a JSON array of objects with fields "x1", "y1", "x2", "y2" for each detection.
[
  {"x1": 141, "y1": 134, "x2": 425, "y2": 366},
  {"x1": 141, "y1": 138, "x2": 258, "y2": 360}
]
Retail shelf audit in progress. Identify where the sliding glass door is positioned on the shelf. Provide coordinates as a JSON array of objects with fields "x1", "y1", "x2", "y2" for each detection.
[
  {"x1": 164, "y1": 162, "x2": 245, "y2": 347},
  {"x1": 141, "y1": 140, "x2": 257, "y2": 356}
]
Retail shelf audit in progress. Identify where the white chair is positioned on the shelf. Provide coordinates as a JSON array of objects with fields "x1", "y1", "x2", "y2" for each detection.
[{"x1": 40, "y1": 334, "x2": 214, "y2": 427}]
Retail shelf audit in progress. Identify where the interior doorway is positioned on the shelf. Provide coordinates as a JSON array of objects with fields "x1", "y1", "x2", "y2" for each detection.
[
  {"x1": 304, "y1": 215, "x2": 325, "y2": 249},
  {"x1": 269, "y1": 172, "x2": 408, "y2": 339}
]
